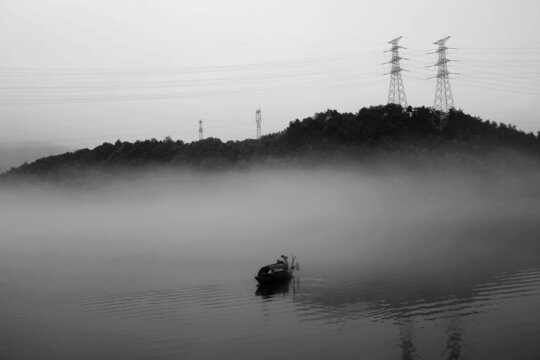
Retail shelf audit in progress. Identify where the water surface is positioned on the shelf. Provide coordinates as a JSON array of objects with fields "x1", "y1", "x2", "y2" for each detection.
[{"x1": 1, "y1": 169, "x2": 539, "y2": 359}]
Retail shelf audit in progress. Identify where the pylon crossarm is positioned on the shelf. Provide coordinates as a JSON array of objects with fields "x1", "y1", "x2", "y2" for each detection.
[
  {"x1": 433, "y1": 36, "x2": 451, "y2": 45},
  {"x1": 433, "y1": 59, "x2": 452, "y2": 66}
]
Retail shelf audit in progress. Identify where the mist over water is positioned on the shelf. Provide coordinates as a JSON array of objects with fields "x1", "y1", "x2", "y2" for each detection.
[{"x1": 1, "y1": 166, "x2": 540, "y2": 359}]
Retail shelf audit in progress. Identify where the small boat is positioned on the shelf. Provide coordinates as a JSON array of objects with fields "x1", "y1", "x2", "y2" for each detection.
[{"x1": 255, "y1": 255, "x2": 297, "y2": 285}]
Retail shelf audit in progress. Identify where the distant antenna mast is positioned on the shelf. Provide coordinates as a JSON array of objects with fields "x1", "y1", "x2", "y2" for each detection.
[
  {"x1": 255, "y1": 108, "x2": 262, "y2": 139},
  {"x1": 430, "y1": 36, "x2": 455, "y2": 112},
  {"x1": 199, "y1": 120, "x2": 204, "y2": 140},
  {"x1": 384, "y1": 36, "x2": 408, "y2": 107}
]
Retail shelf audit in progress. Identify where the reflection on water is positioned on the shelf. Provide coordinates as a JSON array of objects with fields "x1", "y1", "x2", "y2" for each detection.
[
  {"x1": 4, "y1": 254, "x2": 537, "y2": 360},
  {"x1": 255, "y1": 279, "x2": 294, "y2": 298}
]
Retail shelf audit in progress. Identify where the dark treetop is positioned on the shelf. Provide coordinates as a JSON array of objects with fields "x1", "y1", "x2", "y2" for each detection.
[{"x1": 2, "y1": 105, "x2": 540, "y2": 183}]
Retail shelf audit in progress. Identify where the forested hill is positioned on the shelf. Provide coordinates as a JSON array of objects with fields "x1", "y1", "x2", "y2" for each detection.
[{"x1": 2, "y1": 105, "x2": 540, "y2": 182}]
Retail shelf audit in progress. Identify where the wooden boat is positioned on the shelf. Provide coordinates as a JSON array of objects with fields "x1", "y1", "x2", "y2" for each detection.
[{"x1": 255, "y1": 255, "x2": 297, "y2": 285}]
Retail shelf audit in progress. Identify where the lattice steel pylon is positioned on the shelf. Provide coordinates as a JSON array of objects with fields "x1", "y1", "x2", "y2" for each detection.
[
  {"x1": 199, "y1": 120, "x2": 204, "y2": 140},
  {"x1": 430, "y1": 36, "x2": 455, "y2": 112},
  {"x1": 384, "y1": 36, "x2": 408, "y2": 107},
  {"x1": 255, "y1": 108, "x2": 262, "y2": 139}
]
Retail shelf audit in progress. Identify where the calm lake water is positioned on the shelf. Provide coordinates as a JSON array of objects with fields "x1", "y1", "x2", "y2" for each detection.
[{"x1": 1, "y1": 170, "x2": 539, "y2": 359}]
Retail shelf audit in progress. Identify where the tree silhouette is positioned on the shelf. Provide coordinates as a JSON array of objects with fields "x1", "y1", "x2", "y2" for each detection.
[{"x1": 2, "y1": 105, "x2": 539, "y2": 183}]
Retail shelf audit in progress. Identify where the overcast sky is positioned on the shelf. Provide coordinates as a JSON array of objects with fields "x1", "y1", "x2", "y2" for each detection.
[{"x1": 1, "y1": 0, "x2": 539, "y2": 149}]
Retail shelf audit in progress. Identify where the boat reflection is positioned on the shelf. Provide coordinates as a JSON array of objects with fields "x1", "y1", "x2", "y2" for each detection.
[
  {"x1": 255, "y1": 278, "x2": 299, "y2": 298},
  {"x1": 255, "y1": 280, "x2": 290, "y2": 298}
]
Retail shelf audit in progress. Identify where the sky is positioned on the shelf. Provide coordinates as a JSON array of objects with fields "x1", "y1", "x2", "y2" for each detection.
[{"x1": 0, "y1": 0, "x2": 539, "y2": 149}]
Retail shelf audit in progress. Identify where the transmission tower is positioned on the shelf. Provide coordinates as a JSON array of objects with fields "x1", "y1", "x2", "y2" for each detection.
[
  {"x1": 199, "y1": 120, "x2": 204, "y2": 140},
  {"x1": 255, "y1": 108, "x2": 262, "y2": 139},
  {"x1": 384, "y1": 36, "x2": 408, "y2": 107},
  {"x1": 430, "y1": 36, "x2": 455, "y2": 112}
]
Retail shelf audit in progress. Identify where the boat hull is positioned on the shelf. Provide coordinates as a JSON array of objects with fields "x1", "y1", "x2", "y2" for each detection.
[
  {"x1": 255, "y1": 273, "x2": 292, "y2": 284},
  {"x1": 255, "y1": 261, "x2": 294, "y2": 285}
]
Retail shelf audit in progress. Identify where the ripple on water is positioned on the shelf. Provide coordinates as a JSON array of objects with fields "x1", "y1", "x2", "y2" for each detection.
[{"x1": 70, "y1": 284, "x2": 247, "y2": 321}]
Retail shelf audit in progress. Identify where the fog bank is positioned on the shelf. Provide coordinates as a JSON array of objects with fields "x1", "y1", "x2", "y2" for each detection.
[{"x1": 1, "y1": 166, "x2": 538, "y2": 292}]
